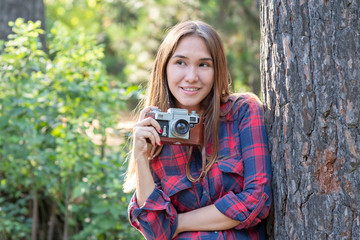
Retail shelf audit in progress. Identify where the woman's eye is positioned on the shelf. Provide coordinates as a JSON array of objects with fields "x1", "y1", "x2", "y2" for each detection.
[
  {"x1": 200, "y1": 62, "x2": 210, "y2": 67},
  {"x1": 176, "y1": 60, "x2": 185, "y2": 65}
]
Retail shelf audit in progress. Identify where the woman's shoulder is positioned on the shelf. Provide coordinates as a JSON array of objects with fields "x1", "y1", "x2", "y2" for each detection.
[{"x1": 220, "y1": 93, "x2": 263, "y2": 121}]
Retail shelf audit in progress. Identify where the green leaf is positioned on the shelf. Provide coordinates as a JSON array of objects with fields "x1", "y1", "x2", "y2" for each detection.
[
  {"x1": 91, "y1": 201, "x2": 110, "y2": 214},
  {"x1": 0, "y1": 116, "x2": 9, "y2": 129}
]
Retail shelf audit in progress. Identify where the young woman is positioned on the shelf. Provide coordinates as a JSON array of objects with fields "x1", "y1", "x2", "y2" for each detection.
[{"x1": 123, "y1": 20, "x2": 272, "y2": 240}]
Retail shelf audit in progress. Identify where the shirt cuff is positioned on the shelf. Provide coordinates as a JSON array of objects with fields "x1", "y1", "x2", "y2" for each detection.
[
  {"x1": 129, "y1": 188, "x2": 173, "y2": 224},
  {"x1": 214, "y1": 191, "x2": 268, "y2": 229}
]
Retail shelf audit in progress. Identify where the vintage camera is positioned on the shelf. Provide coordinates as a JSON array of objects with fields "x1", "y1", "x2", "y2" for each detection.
[{"x1": 145, "y1": 108, "x2": 203, "y2": 146}]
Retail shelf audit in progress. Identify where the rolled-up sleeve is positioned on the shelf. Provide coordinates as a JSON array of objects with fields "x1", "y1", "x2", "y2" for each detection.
[
  {"x1": 215, "y1": 95, "x2": 272, "y2": 229},
  {"x1": 128, "y1": 188, "x2": 178, "y2": 240}
]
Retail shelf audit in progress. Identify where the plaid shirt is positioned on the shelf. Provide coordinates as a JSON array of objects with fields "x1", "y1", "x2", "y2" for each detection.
[{"x1": 129, "y1": 94, "x2": 272, "y2": 240}]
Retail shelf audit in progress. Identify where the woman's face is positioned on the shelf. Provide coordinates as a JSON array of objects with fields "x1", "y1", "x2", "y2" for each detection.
[{"x1": 166, "y1": 35, "x2": 214, "y2": 114}]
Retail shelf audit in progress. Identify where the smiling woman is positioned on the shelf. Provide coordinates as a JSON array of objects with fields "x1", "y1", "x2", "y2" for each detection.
[{"x1": 123, "y1": 20, "x2": 272, "y2": 240}]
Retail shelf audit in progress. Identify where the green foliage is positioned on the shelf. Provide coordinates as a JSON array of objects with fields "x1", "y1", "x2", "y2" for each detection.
[{"x1": 0, "y1": 18, "x2": 139, "y2": 239}]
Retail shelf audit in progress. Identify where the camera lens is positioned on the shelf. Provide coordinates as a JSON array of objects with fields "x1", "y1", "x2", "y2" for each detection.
[{"x1": 172, "y1": 119, "x2": 190, "y2": 136}]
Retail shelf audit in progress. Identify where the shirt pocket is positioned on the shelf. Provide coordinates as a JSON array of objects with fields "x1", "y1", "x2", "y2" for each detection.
[
  {"x1": 160, "y1": 175, "x2": 197, "y2": 212},
  {"x1": 217, "y1": 157, "x2": 244, "y2": 194}
]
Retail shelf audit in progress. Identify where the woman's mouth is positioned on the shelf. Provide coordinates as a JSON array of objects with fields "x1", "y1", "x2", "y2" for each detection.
[{"x1": 181, "y1": 87, "x2": 200, "y2": 92}]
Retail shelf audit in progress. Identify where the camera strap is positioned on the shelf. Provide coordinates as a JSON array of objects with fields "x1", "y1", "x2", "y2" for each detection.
[{"x1": 186, "y1": 146, "x2": 208, "y2": 183}]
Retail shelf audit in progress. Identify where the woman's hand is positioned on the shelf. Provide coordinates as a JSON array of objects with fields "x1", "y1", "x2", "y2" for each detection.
[
  {"x1": 172, "y1": 213, "x2": 184, "y2": 239},
  {"x1": 132, "y1": 106, "x2": 163, "y2": 158}
]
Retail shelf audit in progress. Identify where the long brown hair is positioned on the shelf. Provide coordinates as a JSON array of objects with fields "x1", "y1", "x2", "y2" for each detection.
[{"x1": 124, "y1": 20, "x2": 230, "y2": 192}]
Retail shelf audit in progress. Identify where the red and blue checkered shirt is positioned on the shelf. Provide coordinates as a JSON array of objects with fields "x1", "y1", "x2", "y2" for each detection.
[{"x1": 128, "y1": 94, "x2": 272, "y2": 239}]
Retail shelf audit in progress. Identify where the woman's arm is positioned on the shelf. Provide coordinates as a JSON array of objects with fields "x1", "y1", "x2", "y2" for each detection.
[
  {"x1": 132, "y1": 106, "x2": 161, "y2": 206},
  {"x1": 134, "y1": 149, "x2": 156, "y2": 207},
  {"x1": 173, "y1": 204, "x2": 239, "y2": 237},
  {"x1": 129, "y1": 107, "x2": 180, "y2": 240},
  {"x1": 216, "y1": 95, "x2": 272, "y2": 230}
]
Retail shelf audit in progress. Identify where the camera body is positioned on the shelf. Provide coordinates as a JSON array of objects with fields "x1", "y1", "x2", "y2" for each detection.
[{"x1": 146, "y1": 108, "x2": 203, "y2": 146}]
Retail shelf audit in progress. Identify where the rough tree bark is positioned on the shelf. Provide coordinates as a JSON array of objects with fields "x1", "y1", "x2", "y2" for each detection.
[
  {"x1": 0, "y1": 0, "x2": 46, "y2": 49},
  {"x1": 260, "y1": 0, "x2": 360, "y2": 239}
]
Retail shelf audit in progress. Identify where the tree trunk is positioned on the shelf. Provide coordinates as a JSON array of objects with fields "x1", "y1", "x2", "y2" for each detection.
[
  {"x1": 47, "y1": 201, "x2": 57, "y2": 240},
  {"x1": 63, "y1": 180, "x2": 71, "y2": 240},
  {"x1": 31, "y1": 190, "x2": 39, "y2": 240},
  {"x1": 0, "y1": 0, "x2": 46, "y2": 49},
  {"x1": 260, "y1": 0, "x2": 360, "y2": 239}
]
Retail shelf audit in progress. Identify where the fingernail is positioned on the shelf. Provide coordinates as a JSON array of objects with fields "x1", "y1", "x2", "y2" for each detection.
[
  {"x1": 159, "y1": 129, "x2": 163, "y2": 134},
  {"x1": 159, "y1": 141, "x2": 162, "y2": 145}
]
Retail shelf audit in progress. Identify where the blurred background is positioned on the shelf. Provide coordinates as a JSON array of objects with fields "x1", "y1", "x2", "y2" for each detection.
[{"x1": 0, "y1": 0, "x2": 261, "y2": 239}]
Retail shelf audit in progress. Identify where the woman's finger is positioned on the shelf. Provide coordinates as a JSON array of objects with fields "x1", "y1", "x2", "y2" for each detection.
[
  {"x1": 133, "y1": 126, "x2": 161, "y2": 146},
  {"x1": 139, "y1": 106, "x2": 159, "y2": 120},
  {"x1": 135, "y1": 116, "x2": 162, "y2": 134}
]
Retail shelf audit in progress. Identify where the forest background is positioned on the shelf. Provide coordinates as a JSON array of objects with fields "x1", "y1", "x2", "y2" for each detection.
[{"x1": 0, "y1": 0, "x2": 262, "y2": 239}]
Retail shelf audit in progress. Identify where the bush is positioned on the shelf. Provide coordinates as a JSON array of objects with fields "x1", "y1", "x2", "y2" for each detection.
[{"x1": 0, "y1": 18, "x2": 140, "y2": 239}]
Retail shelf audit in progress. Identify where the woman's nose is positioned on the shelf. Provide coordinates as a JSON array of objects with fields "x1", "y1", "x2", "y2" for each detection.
[{"x1": 184, "y1": 66, "x2": 199, "y2": 82}]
